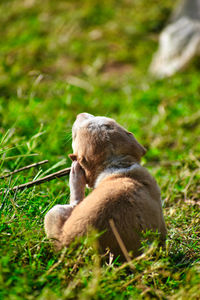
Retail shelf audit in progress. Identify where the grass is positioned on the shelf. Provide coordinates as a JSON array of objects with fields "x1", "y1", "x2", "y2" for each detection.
[{"x1": 0, "y1": 0, "x2": 200, "y2": 299}]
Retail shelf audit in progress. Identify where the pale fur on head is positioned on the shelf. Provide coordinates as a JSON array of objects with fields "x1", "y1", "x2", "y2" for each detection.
[{"x1": 69, "y1": 113, "x2": 146, "y2": 188}]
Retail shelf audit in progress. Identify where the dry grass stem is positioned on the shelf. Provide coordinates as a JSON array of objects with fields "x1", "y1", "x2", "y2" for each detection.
[
  {"x1": 0, "y1": 167, "x2": 71, "y2": 195},
  {"x1": 0, "y1": 160, "x2": 49, "y2": 179},
  {"x1": 109, "y1": 218, "x2": 132, "y2": 263}
]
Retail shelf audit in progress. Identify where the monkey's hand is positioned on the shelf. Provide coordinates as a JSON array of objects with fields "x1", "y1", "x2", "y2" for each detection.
[{"x1": 69, "y1": 161, "x2": 86, "y2": 206}]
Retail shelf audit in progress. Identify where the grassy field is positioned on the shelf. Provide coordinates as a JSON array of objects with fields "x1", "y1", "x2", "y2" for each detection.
[{"x1": 0, "y1": 0, "x2": 200, "y2": 299}]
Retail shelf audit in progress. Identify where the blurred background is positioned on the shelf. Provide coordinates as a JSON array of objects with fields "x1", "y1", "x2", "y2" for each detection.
[{"x1": 0, "y1": 0, "x2": 173, "y2": 95}]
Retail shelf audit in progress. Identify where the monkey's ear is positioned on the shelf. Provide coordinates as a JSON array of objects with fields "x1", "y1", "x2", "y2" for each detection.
[{"x1": 68, "y1": 154, "x2": 77, "y2": 161}]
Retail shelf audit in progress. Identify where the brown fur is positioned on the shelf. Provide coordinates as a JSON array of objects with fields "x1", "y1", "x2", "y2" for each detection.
[{"x1": 44, "y1": 113, "x2": 167, "y2": 260}]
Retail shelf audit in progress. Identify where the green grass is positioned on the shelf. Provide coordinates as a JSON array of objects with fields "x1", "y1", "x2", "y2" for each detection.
[{"x1": 0, "y1": 0, "x2": 200, "y2": 299}]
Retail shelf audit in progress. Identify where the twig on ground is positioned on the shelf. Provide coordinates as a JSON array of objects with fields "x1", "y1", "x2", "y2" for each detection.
[
  {"x1": 109, "y1": 218, "x2": 132, "y2": 263},
  {"x1": 0, "y1": 160, "x2": 49, "y2": 179},
  {"x1": 0, "y1": 167, "x2": 71, "y2": 195}
]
